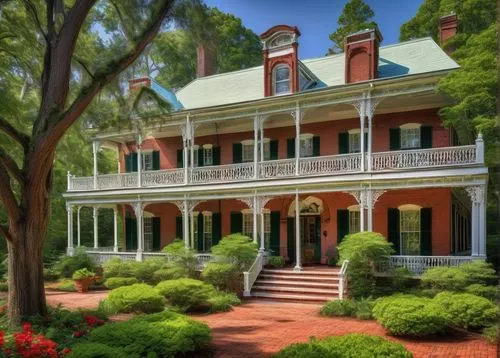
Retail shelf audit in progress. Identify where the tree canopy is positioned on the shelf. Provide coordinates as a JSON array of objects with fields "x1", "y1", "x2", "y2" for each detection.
[{"x1": 327, "y1": 0, "x2": 379, "y2": 54}]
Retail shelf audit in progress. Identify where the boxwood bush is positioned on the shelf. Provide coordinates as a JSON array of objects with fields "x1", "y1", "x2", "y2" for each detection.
[
  {"x1": 207, "y1": 292, "x2": 241, "y2": 313},
  {"x1": 274, "y1": 334, "x2": 412, "y2": 358},
  {"x1": 155, "y1": 278, "x2": 215, "y2": 312},
  {"x1": 53, "y1": 248, "x2": 96, "y2": 278},
  {"x1": 202, "y1": 262, "x2": 242, "y2": 293},
  {"x1": 105, "y1": 283, "x2": 165, "y2": 313},
  {"x1": 87, "y1": 310, "x2": 211, "y2": 357},
  {"x1": 464, "y1": 284, "x2": 498, "y2": 301},
  {"x1": 103, "y1": 277, "x2": 138, "y2": 289},
  {"x1": 67, "y1": 343, "x2": 128, "y2": 358},
  {"x1": 152, "y1": 265, "x2": 190, "y2": 283},
  {"x1": 211, "y1": 234, "x2": 258, "y2": 270},
  {"x1": 373, "y1": 295, "x2": 448, "y2": 336},
  {"x1": 320, "y1": 299, "x2": 374, "y2": 320},
  {"x1": 433, "y1": 292, "x2": 498, "y2": 329}
]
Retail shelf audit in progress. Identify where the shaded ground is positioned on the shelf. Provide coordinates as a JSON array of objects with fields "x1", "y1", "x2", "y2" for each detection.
[{"x1": 44, "y1": 290, "x2": 497, "y2": 358}]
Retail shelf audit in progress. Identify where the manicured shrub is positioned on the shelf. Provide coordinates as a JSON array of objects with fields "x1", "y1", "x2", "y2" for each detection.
[
  {"x1": 433, "y1": 292, "x2": 498, "y2": 329},
  {"x1": 129, "y1": 258, "x2": 164, "y2": 283},
  {"x1": 459, "y1": 261, "x2": 497, "y2": 285},
  {"x1": 56, "y1": 279, "x2": 76, "y2": 292},
  {"x1": 87, "y1": 310, "x2": 211, "y2": 357},
  {"x1": 162, "y1": 239, "x2": 198, "y2": 277},
  {"x1": 106, "y1": 283, "x2": 165, "y2": 313},
  {"x1": 155, "y1": 278, "x2": 215, "y2": 312},
  {"x1": 464, "y1": 284, "x2": 498, "y2": 301},
  {"x1": 337, "y1": 232, "x2": 393, "y2": 298},
  {"x1": 274, "y1": 334, "x2": 412, "y2": 358},
  {"x1": 207, "y1": 292, "x2": 241, "y2": 313},
  {"x1": 53, "y1": 248, "x2": 96, "y2": 278},
  {"x1": 202, "y1": 262, "x2": 242, "y2": 293},
  {"x1": 102, "y1": 257, "x2": 134, "y2": 279},
  {"x1": 152, "y1": 265, "x2": 190, "y2": 283},
  {"x1": 67, "y1": 343, "x2": 128, "y2": 358},
  {"x1": 320, "y1": 300, "x2": 356, "y2": 317},
  {"x1": 420, "y1": 266, "x2": 469, "y2": 291},
  {"x1": 373, "y1": 295, "x2": 448, "y2": 336},
  {"x1": 211, "y1": 234, "x2": 258, "y2": 269},
  {"x1": 482, "y1": 325, "x2": 499, "y2": 344},
  {"x1": 267, "y1": 256, "x2": 286, "y2": 268},
  {"x1": 103, "y1": 277, "x2": 138, "y2": 289},
  {"x1": 354, "y1": 298, "x2": 375, "y2": 320}
]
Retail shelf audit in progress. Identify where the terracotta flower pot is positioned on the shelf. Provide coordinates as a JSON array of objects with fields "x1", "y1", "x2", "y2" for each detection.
[{"x1": 74, "y1": 277, "x2": 93, "y2": 293}]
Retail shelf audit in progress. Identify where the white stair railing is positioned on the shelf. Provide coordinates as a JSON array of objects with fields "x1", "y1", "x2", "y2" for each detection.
[
  {"x1": 243, "y1": 253, "x2": 267, "y2": 297},
  {"x1": 338, "y1": 260, "x2": 349, "y2": 300}
]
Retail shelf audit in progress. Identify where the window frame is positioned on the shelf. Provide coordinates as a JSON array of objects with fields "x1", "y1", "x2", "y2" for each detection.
[
  {"x1": 141, "y1": 151, "x2": 154, "y2": 171},
  {"x1": 241, "y1": 139, "x2": 271, "y2": 162},
  {"x1": 143, "y1": 215, "x2": 154, "y2": 251},
  {"x1": 192, "y1": 145, "x2": 199, "y2": 167},
  {"x1": 347, "y1": 205, "x2": 360, "y2": 234},
  {"x1": 203, "y1": 144, "x2": 213, "y2": 166},
  {"x1": 299, "y1": 134, "x2": 314, "y2": 157},
  {"x1": 400, "y1": 123, "x2": 421, "y2": 150},
  {"x1": 399, "y1": 204, "x2": 421, "y2": 255},
  {"x1": 273, "y1": 64, "x2": 291, "y2": 96}
]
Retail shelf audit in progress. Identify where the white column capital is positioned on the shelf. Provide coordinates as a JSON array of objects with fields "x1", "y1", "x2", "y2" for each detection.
[
  {"x1": 66, "y1": 203, "x2": 74, "y2": 213},
  {"x1": 369, "y1": 190, "x2": 386, "y2": 209},
  {"x1": 465, "y1": 185, "x2": 486, "y2": 204},
  {"x1": 132, "y1": 202, "x2": 144, "y2": 217},
  {"x1": 365, "y1": 96, "x2": 383, "y2": 119},
  {"x1": 344, "y1": 190, "x2": 368, "y2": 209}
]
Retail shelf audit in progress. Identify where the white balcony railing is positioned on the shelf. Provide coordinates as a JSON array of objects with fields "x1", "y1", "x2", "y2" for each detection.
[
  {"x1": 371, "y1": 145, "x2": 476, "y2": 171},
  {"x1": 67, "y1": 145, "x2": 481, "y2": 192},
  {"x1": 386, "y1": 255, "x2": 475, "y2": 275}
]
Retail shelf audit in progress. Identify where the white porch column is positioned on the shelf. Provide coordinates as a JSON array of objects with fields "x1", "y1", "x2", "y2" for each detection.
[
  {"x1": 133, "y1": 202, "x2": 144, "y2": 261},
  {"x1": 260, "y1": 121, "x2": 265, "y2": 162},
  {"x1": 190, "y1": 207, "x2": 195, "y2": 248},
  {"x1": 113, "y1": 207, "x2": 119, "y2": 252},
  {"x1": 259, "y1": 211, "x2": 265, "y2": 252},
  {"x1": 66, "y1": 204, "x2": 74, "y2": 256},
  {"x1": 252, "y1": 195, "x2": 258, "y2": 244},
  {"x1": 92, "y1": 140, "x2": 99, "y2": 189},
  {"x1": 183, "y1": 116, "x2": 190, "y2": 184},
  {"x1": 475, "y1": 133, "x2": 484, "y2": 164},
  {"x1": 467, "y1": 185, "x2": 487, "y2": 257},
  {"x1": 93, "y1": 206, "x2": 99, "y2": 249},
  {"x1": 137, "y1": 134, "x2": 142, "y2": 188},
  {"x1": 253, "y1": 116, "x2": 259, "y2": 179},
  {"x1": 360, "y1": 191, "x2": 366, "y2": 231},
  {"x1": 367, "y1": 190, "x2": 373, "y2": 231},
  {"x1": 293, "y1": 103, "x2": 301, "y2": 175},
  {"x1": 367, "y1": 98, "x2": 373, "y2": 172},
  {"x1": 294, "y1": 190, "x2": 302, "y2": 271},
  {"x1": 183, "y1": 199, "x2": 190, "y2": 249},
  {"x1": 359, "y1": 97, "x2": 366, "y2": 172},
  {"x1": 77, "y1": 206, "x2": 81, "y2": 247}
]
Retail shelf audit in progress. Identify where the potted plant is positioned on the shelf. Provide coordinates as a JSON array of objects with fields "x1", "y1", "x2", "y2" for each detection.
[{"x1": 72, "y1": 268, "x2": 96, "y2": 293}]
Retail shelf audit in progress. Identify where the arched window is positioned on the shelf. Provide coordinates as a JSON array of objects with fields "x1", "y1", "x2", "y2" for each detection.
[
  {"x1": 273, "y1": 64, "x2": 290, "y2": 95},
  {"x1": 398, "y1": 204, "x2": 421, "y2": 255}
]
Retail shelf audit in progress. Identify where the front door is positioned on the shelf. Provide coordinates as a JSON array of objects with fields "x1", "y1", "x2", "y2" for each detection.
[{"x1": 301, "y1": 216, "x2": 321, "y2": 263}]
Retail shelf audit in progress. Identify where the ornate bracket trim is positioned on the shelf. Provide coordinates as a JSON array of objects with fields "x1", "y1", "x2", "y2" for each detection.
[{"x1": 465, "y1": 186, "x2": 485, "y2": 204}]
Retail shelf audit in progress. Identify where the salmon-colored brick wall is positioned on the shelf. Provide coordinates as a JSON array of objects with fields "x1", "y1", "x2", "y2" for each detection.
[{"x1": 118, "y1": 108, "x2": 450, "y2": 170}]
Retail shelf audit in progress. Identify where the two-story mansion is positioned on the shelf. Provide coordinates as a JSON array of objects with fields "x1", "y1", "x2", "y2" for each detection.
[{"x1": 64, "y1": 15, "x2": 488, "y2": 273}]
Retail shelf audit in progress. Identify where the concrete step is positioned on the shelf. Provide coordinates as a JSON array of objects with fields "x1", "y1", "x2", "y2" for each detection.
[
  {"x1": 250, "y1": 291, "x2": 337, "y2": 302},
  {"x1": 261, "y1": 269, "x2": 339, "y2": 276},
  {"x1": 252, "y1": 285, "x2": 338, "y2": 295},
  {"x1": 254, "y1": 279, "x2": 339, "y2": 289},
  {"x1": 259, "y1": 274, "x2": 339, "y2": 282}
]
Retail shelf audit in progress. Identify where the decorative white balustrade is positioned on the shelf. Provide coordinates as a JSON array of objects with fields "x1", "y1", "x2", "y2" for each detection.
[
  {"x1": 191, "y1": 163, "x2": 254, "y2": 184},
  {"x1": 86, "y1": 251, "x2": 137, "y2": 264},
  {"x1": 243, "y1": 253, "x2": 267, "y2": 297},
  {"x1": 387, "y1": 255, "x2": 475, "y2": 275},
  {"x1": 338, "y1": 259, "x2": 349, "y2": 300},
  {"x1": 142, "y1": 169, "x2": 184, "y2": 187},
  {"x1": 67, "y1": 145, "x2": 480, "y2": 191},
  {"x1": 371, "y1": 145, "x2": 476, "y2": 171}
]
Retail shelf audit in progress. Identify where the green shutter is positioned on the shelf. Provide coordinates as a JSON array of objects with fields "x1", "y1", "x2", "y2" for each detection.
[
  {"x1": 270, "y1": 140, "x2": 279, "y2": 160},
  {"x1": 197, "y1": 214, "x2": 204, "y2": 252},
  {"x1": 175, "y1": 216, "x2": 183, "y2": 239},
  {"x1": 313, "y1": 136, "x2": 320, "y2": 157},
  {"x1": 270, "y1": 211, "x2": 280, "y2": 255},
  {"x1": 389, "y1": 128, "x2": 401, "y2": 151},
  {"x1": 131, "y1": 152, "x2": 138, "y2": 172},
  {"x1": 337, "y1": 209, "x2": 349, "y2": 245},
  {"x1": 212, "y1": 212, "x2": 221, "y2": 246},
  {"x1": 152, "y1": 151, "x2": 160, "y2": 170},
  {"x1": 420, "y1": 126, "x2": 433, "y2": 149},
  {"x1": 314, "y1": 216, "x2": 322, "y2": 262},
  {"x1": 232, "y1": 143, "x2": 242, "y2": 164},
  {"x1": 177, "y1": 149, "x2": 183, "y2": 168},
  {"x1": 338, "y1": 132, "x2": 349, "y2": 154},
  {"x1": 213, "y1": 147, "x2": 221, "y2": 165},
  {"x1": 287, "y1": 217, "x2": 296, "y2": 262},
  {"x1": 152, "y1": 217, "x2": 161, "y2": 251},
  {"x1": 420, "y1": 208, "x2": 432, "y2": 255},
  {"x1": 126, "y1": 216, "x2": 137, "y2": 251},
  {"x1": 198, "y1": 147, "x2": 204, "y2": 167},
  {"x1": 451, "y1": 204, "x2": 456, "y2": 253},
  {"x1": 287, "y1": 138, "x2": 295, "y2": 158},
  {"x1": 125, "y1": 154, "x2": 132, "y2": 172},
  {"x1": 230, "y1": 212, "x2": 243, "y2": 234},
  {"x1": 364, "y1": 132, "x2": 368, "y2": 152},
  {"x1": 388, "y1": 208, "x2": 400, "y2": 254}
]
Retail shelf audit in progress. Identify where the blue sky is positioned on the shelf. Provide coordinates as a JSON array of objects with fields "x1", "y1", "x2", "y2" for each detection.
[{"x1": 204, "y1": 0, "x2": 424, "y2": 59}]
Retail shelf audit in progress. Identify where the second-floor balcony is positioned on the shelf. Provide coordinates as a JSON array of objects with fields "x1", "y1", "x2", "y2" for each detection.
[{"x1": 67, "y1": 143, "x2": 482, "y2": 192}]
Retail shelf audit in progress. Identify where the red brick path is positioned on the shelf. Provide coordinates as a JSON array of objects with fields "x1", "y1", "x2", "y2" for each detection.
[{"x1": 45, "y1": 291, "x2": 497, "y2": 357}]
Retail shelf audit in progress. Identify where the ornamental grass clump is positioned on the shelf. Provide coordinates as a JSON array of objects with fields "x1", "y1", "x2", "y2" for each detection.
[
  {"x1": 274, "y1": 334, "x2": 412, "y2": 358},
  {"x1": 105, "y1": 283, "x2": 165, "y2": 313}
]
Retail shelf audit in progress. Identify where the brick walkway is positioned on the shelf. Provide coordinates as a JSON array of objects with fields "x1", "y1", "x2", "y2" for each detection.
[{"x1": 45, "y1": 291, "x2": 497, "y2": 358}]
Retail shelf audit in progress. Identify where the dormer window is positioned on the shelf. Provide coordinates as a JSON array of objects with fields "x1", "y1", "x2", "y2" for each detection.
[{"x1": 273, "y1": 65, "x2": 290, "y2": 95}]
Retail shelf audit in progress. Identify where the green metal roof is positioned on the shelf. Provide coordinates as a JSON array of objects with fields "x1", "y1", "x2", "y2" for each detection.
[{"x1": 175, "y1": 37, "x2": 459, "y2": 110}]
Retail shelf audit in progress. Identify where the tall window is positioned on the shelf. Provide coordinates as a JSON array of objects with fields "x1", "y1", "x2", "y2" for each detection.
[
  {"x1": 241, "y1": 140, "x2": 270, "y2": 162},
  {"x1": 300, "y1": 134, "x2": 313, "y2": 157},
  {"x1": 203, "y1": 145, "x2": 213, "y2": 166},
  {"x1": 142, "y1": 152, "x2": 153, "y2": 171},
  {"x1": 242, "y1": 210, "x2": 270, "y2": 246},
  {"x1": 192, "y1": 145, "x2": 199, "y2": 167},
  {"x1": 203, "y1": 212, "x2": 213, "y2": 252},
  {"x1": 400, "y1": 124, "x2": 421, "y2": 149},
  {"x1": 400, "y1": 205, "x2": 421, "y2": 255},
  {"x1": 143, "y1": 216, "x2": 153, "y2": 251},
  {"x1": 273, "y1": 65, "x2": 290, "y2": 95},
  {"x1": 242, "y1": 212, "x2": 253, "y2": 238},
  {"x1": 348, "y1": 130, "x2": 361, "y2": 153},
  {"x1": 348, "y1": 206, "x2": 360, "y2": 233}
]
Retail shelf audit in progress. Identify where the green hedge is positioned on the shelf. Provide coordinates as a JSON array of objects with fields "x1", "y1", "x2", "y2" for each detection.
[
  {"x1": 320, "y1": 299, "x2": 374, "y2": 320},
  {"x1": 105, "y1": 283, "x2": 165, "y2": 313},
  {"x1": 68, "y1": 343, "x2": 128, "y2": 358},
  {"x1": 87, "y1": 310, "x2": 211, "y2": 357},
  {"x1": 155, "y1": 278, "x2": 215, "y2": 312},
  {"x1": 53, "y1": 248, "x2": 96, "y2": 279},
  {"x1": 103, "y1": 277, "x2": 138, "y2": 289},
  {"x1": 464, "y1": 284, "x2": 498, "y2": 301},
  {"x1": 202, "y1": 262, "x2": 242, "y2": 293},
  {"x1": 274, "y1": 334, "x2": 412, "y2": 358},
  {"x1": 207, "y1": 292, "x2": 241, "y2": 313}
]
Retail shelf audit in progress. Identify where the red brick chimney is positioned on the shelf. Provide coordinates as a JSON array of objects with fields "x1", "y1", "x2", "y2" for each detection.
[
  {"x1": 260, "y1": 25, "x2": 301, "y2": 97},
  {"x1": 128, "y1": 77, "x2": 151, "y2": 92},
  {"x1": 439, "y1": 13, "x2": 458, "y2": 54},
  {"x1": 344, "y1": 28, "x2": 382, "y2": 84},
  {"x1": 196, "y1": 45, "x2": 214, "y2": 78}
]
